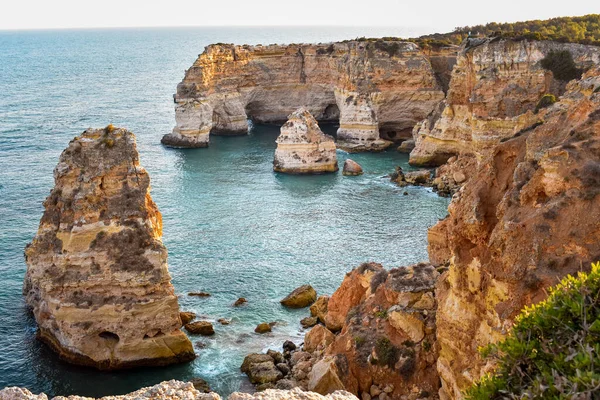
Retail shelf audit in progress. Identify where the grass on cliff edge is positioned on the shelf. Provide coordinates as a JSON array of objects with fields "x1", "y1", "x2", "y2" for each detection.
[{"x1": 465, "y1": 262, "x2": 600, "y2": 399}]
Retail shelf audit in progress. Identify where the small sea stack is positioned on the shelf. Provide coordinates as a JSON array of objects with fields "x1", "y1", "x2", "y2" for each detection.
[
  {"x1": 342, "y1": 159, "x2": 363, "y2": 176},
  {"x1": 273, "y1": 108, "x2": 338, "y2": 174},
  {"x1": 23, "y1": 126, "x2": 195, "y2": 370}
]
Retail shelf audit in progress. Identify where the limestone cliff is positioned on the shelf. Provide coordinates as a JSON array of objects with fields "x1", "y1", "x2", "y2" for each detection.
[
  {"x1": 274, "y1": 108, "x2": 337, "y2": 174},
  {"x1": 410, "y1": 38, "x2": 600, "y2": 166},
  {"x1": 431, "y1": 65, "x2": 600, "y2": 398},
  {"x1": 23, "y1": 127, "x2": 195, "y2": 369},
  {"x1": 164, "y1": 41, "x2": 445, "y2": 151}
]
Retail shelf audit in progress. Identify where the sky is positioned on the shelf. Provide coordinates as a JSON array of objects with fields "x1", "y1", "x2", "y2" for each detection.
[{"x1": 0, "y1": 0, "x2": 597, "y2": 31}]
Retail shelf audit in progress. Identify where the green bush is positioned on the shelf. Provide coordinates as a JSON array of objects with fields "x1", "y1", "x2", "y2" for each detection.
[
  {"x1": 374, "y1": 337, "x2": 399, "y2": 368},
  {"x1": 540, "y1": 50, "x2": 582, "y2": 82},
  {"x1": 535, "y1": 94, "x2": 557, "y2": 113},
  {"x1": 465, "y1": 262, "x2": 600, "y2": 399}
]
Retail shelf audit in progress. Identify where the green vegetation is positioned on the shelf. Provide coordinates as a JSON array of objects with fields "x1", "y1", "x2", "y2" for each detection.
[
  {"x1": 541, "y1": 50, "x2": 582, "y2": 81},
  {"x1": 373, "y1": 337, "x2": 399, "y2": 368},
  {"x1": 535, "y1": 94, "x2": 557, "y2": 113},
  {"x1": 353, "y1": 335, "x2": 366, "y2": 347},
  {"x1": 465, "y1": 262, "x2": 600, "y2": 399},
  {"x1": 374, "y1": 309, "x2": 388, "y2": 319}
]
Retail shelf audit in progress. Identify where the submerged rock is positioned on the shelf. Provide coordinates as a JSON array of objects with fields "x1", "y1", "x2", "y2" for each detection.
[
  {"x1": 342, "y1": 160, "x2": 363, "y2": 176},
  {"x1": 22, "y1": 127, "x2": 194, "y2": 370},
  {"x1": 281, "y1": 285, "x2": 317, "y2": 308},
  {"x1": 274, "y1": 108, "x2": 338, "y2": 174},
  {"x1": 234, "y1": 297, "x2": 247, "y2": 306}
]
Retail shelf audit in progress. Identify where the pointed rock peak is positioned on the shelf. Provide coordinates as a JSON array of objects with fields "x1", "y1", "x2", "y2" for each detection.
[{"x1": 277, "y1": 107, "x2": 334, "y2": 145}]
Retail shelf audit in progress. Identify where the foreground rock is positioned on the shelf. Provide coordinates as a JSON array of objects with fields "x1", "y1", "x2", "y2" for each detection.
[
  {"x1": 281, "y1": 285, "x2": 317, "y2": 308},
  {"x1": 432, "y1": 65, "x2": 600, "y2": 398},
  {"x1": 274, "y1": 108, "x2": 338, "y2": 174},
  {"x1": 229, "y1": 388, "x2": 357, "y2": 400},
  {"x1": 167, "y1": 41, "x2": 446, "y2": 150},
  {"x1": 0, "y1": 381, "x2": 220, "y2": 400},
  {"x1": 22, "y1": 127, "x2": 195, "y2": 370},
  {"x1": 341, "y1": 160, "x2": 363, "y2": 176}
]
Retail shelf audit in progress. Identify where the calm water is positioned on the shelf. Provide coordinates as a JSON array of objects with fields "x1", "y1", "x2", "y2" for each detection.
[{"x1": 0, "y1": 27, "x2": 449, "y2": 397}]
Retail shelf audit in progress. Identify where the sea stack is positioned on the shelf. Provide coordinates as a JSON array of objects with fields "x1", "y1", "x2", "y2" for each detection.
[
  {"x1": 273, "y1": 108, "x2": 338, "y2": 174},
  {"x1": 23, "y1": 126, "x2": 195, "y2": 370}
]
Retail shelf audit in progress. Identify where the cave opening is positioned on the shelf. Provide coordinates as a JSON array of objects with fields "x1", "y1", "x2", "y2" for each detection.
[{"x1": 99, "y1": 331, "x2": 120, "y2": 342}]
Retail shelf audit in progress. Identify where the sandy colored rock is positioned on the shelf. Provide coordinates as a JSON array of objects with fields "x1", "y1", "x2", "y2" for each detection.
[
  {"x1": 234, "y1": 297, "x2": 247, "y2": 306},
  {"x1": 255, "y1": 323, "x2": 272, "y2": 334},
  {"x1": 397, "y1": 139, "x2": 415, "y2": 153},
  {"x1": 403, "y1": 170, "x2": 432, "y2": 185},
  {"x1": 342, "y1": 160, "x2": 363, "y2": 176},
  {"x1": 274, "y1": 108, "x2": 338, "y2": 174},
  {"x1": 281, "y1": 285, "x2": 317, "y2": 308},
  {"x1": 301, "y1": 316, "x2": 318, "y2": 329},
  {"x1": 308, "y1": 358, "x2": 347, "y2": 395},
  {"x1": 304, "y1": 325, "x2": 335, "y2": 353},
  {"x1": 310, "y1": 295, "x2": 330, "y2": 324},
  {"x1": 180, "y1": 312, "x2": 196, "y2": 325},
  {"x1": 167, "y1": 41, "x2": 445, "y2": 151},
  {"x1": 433, "y1": 65, "x2": 600, "y2": 398},
  {"x1": 22, "y1": 127, "x2": 195, "y2": 370},
  {"x1": 228, "y1": 387, "x2": 358, "y2": 400},
  {"x1": 185, "y1": 321, "x2": 215, "y2": 336}
]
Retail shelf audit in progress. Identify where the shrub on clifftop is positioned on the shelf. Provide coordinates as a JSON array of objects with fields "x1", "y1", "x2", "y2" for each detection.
[
  {"x1": 541, "y1": 50, "x2": 583, "y2": 82},
  {"x1": 466, "y1": 262, "x2": 600, "y2": 399}
]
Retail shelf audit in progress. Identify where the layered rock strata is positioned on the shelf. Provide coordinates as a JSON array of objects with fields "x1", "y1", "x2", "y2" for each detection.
[
  {"x1": 410, "y1": 38, "x2": 600, "y2": 166},
  {"x1": 165, "y1": 41, "x2": 445, "y2": 151},
  {"x1": 431, "y1": 65, "x2": 600, "y2": 398},
  {"x1": 273, "y1": 109, "x2": 338, "y2": 174},
  {"x1": 23, "y1": 127, "x2": 195, "y2": 369}
]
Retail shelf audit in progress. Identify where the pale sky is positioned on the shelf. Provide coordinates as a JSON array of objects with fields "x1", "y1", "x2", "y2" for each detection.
[{"x1": 0, "y1": 0, "x2": 597, "y2": 31}]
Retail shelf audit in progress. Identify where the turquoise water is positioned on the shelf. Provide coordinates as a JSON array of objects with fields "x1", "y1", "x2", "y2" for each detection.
[{"x1": 0, "y1": 27, "x2": 449, "y2": 397}]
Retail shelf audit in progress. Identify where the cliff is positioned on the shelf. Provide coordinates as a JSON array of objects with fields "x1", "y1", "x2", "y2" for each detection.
[
  {"x1": 431, "y1": 64, "x2": 600, "y2": 398},
  {"x1": 273, "y1": 108, "x2": 338, "y2": 174},
  {"x1": 23, "y1": 127, "x2": 195, "y2": 369},
  {"x1": 410, "y1": 38, "x2": 600, "y2": 166},
  {"x1": 164, "y1": 41, "x2": 446, "y2": 151}
]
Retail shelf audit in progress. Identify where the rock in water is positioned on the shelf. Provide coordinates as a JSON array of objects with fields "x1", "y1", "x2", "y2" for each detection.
[
  {"x1": 342, "y1": 160, "x2": 363, "y2": 176},
  {"x1": 273, "y1": 108, "x2": 338, "y2": 174},
  {"x1": 185, "y1": 321, "x2": 215, "y2": 336},
  {"x1": 280, "y1": 285, "x2": 317, "y2": 308},
  {"x1": 23, "y1": 127, "x2": 195, "y2": 370}
]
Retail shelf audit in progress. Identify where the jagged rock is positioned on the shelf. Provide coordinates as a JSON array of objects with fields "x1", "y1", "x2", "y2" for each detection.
[
  {"x1": 433, "y1": 65, "x2": 600, "y2": 399},
  {"x1": 301, "y1": 316, "x2": 318, "y2": 328},
  {"x1": 273, "y1": 108, "x2": 338, "y2": 174},
  {"x1": 310, "y1": 295, "x2": 329, "y2": 324},
  {"x1": 0, "y1": 380, "x2": 221, "y2": 400},
  {"x1": 342, "y1": 160, "x2": 363, "y2": 176},
  {"x1": 411, "y1": 39, "x2": 600, "y2": 166},
  {"x1": 255, "y1": 323, "x2": 272, "y2": 334},
  {"x1": 22, "y1": 127, "x2": 195, "y2": 370},
  {"x1": 180, "y1": 312, "x2": 196, "y2": 325},
  {"x1": 168, "y1": 41, "x2": 445, "y2": 151},
  {"x1": 281, "y1": 285, "x2": 317, "y2": 308},
  {"x1": 228, "y1": 387, "x2": 358, "y2": 400},
  {"x1": 304, "y1": 325, "x2": 335, "y2": 353},
  {"x1": 234, "y1": 297, "x2": 247, "y2": 306},
  {"x1": 307, "y1": 358, "x2": 346, "y2": 395},
  {"x1": 185, "y1": 321, "x2": 215, "y2": 336}
]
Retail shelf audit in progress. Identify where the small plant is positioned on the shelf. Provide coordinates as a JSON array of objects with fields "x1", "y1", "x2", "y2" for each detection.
[
  {"x1": 422, "y1": 340, "x2": 432, "y2": 351},
  {"x1": 375, "y1": 337, "x2": 399, "y2": 368},
  {"x1": 374, "y1": 309, "x2": 388, "y2": 319},
  {"x1": 535, "y1": 94, "x2": 557, "y2": 113},
  {"x1": 353, "y1": 336, "x2": 366, "y2": 347},
  {"x1": 465, "y1": 262, "x2": 600, "y2": 399},
  {"x1": 540, "y1": 50, "x2": 582, "y2": 82}
]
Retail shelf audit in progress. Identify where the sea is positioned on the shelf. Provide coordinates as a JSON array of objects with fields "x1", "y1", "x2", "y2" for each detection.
[{"x1": 0, "y1": 26, "x2": 449, "y2": 397}]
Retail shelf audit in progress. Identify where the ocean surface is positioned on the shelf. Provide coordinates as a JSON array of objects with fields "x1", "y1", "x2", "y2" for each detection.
[{"x1": 0, "y1": 27, "x2": 449, "y2": 397}]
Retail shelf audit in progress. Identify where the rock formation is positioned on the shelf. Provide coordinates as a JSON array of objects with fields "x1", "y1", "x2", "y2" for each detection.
[
  {"x1": 431, "y1": 64, "x2": 600, "y2": 398},
  {"x1": 342, "y1": 160, "x2": 363, "y2": 176},
  {"x1": 23, "y1": 127, "x2": 195, "y2": 370},
  {"x1": 280, "y1": 285, "x2": 317, "y2": 308},
  {"x1": 229, "y1": 388, "x2": 358, "y2": 400},
  {"x1": 410, "y1": 38, "x2": 600, "y2": 166},
  {"x1": 165, "y1": 41, "x2": 446, "y2": 151},
  {"x1": 273, "y1": 109, "x2": 338, "y2": 174}
]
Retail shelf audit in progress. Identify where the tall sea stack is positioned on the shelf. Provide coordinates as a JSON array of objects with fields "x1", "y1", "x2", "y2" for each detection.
[{"x1": 23, "y1": 127, "x2": 195, "y2": 369}]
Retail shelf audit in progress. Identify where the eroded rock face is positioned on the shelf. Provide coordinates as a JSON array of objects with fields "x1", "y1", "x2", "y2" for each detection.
[
  {"x1": 228, "y1": 387, "x2": 358, "y2": 400},
  {"x1": 410, "y1": 38, "x2": 600, "y2": 167},
  {"x1": 167, "y1": 41, "x2": 445, "y2": 151},
  {"x1": 23, "y1": 127, "x2": 195, "y2": 370},
  {"x1": 274, "y1": 109, "x2": 338, "y2": 174},
  {"x1": 432, "y1": 66, "x2": 600, "y2": 398}
]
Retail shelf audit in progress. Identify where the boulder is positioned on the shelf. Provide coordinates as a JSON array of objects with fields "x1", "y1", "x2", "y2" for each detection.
[
  {"x1": 273, "y1": 108, "x2": 338, "y2": 174},
  {"x1": 342, "y1": 160, "x2": 363, "y2": 176},
  {"x1": 255, "y1": 323, "x2": 272, "y2": 334},
  {"x1": 304, "y1": 325, "x2": 336, "y2": 353},
  {"x1": 301, "y1": 316, "x2": 318, "y2": 328},
  {"x1": 281, "y1": 285, "x2": 317, "y2": 308},
  {"x1": 234, "y1": 297, "x2": 247, "y2": 306},
  {"x1": 246, "y1": 361, "x2": 283, "y2": 385},
  {"x1": 308, "y1": 358, "x2": 346, "y2": 395},
  {"x1": 397, "y1": 139, "x2": 415, "y2": 153},
  {"x1": 403, "y1": 170, "x2": 432, "y2": 185},
  {"x1": 283, "y1": 340, "x2": 297, "y2": 352},
  {"x1": 180, "y1": 312, "x2": 196, "y2": 325},
  {"x1": 185, "y1": 321, "x2": 215, "y2": 336},
  {"x1": 310, "y1": 295, "x2": 330, "y2": 324},
  {"x1": 241, "y1": 354, "x2": 275, "y2": 373}
]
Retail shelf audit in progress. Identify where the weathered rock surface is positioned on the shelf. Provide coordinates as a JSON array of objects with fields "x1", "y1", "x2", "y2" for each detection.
[
  {"x1": 255, "y1": 323, "x2": 272, "y2": 334},
  {"x1": 309, "y1": 296, "x2": 329, "y2": 324},
  {"x1": 274, "y1": 109, "x2": 338, "y2": 174},
  {"x1": 185, "y1": 321, "x2": 215, "y2": 336},
  {"x1": 180, "y1": 312, "x2": 196, "y2": 325},
  {"x1": 281, "y1": 285, "x2": 317, "y2": 308},
  {"x1": 342, "y1": 160, "x2": 363, "y2": 176},
  {"x1": 228, "y1": 387, "x2": 358, "y2": 400},
  {"x1": 411, "y1": 38, "x2": 600, "y2": 167},
  {"x1": 22, "y1": 127, "x2": 195, "y2": 370},
  {"x1": 432, "y1": 65, "x2": 600, "y2": 398},
  {"x1": 167, "y1": 41, "x2": 445, "y2": 151},
  {"x1": 0, "y1": 381, "x2": 220, "y2": 400}
]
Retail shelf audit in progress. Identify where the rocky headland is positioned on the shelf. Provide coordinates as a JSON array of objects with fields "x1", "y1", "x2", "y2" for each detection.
[
  {"x1": 273, "y1": 108, "x2": 338, "y2": 174},
  {"x1": 23, "y1": 126, "x2": 195, "y2": 369},
  {"x1": 163, "y1": 40, "x2": 448, "y2": 151}
]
